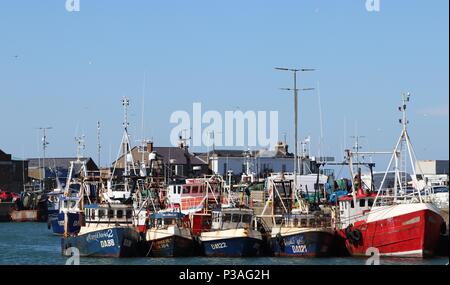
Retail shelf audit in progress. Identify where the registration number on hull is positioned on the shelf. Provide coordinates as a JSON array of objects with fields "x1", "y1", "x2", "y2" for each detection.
[
  {"x1": 211, "y1": 242, "x2": 228, "y2": 250},
  {"x1": 100, "y1": 239, "x2": 115, "y2": 248},
  {"x1": 291, "y1": 245, "x2": 307, "y2": 254}
]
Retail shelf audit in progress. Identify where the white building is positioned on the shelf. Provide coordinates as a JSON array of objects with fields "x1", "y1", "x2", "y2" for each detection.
[
  {"x1": 198, "y1": 142, "x2": 329, "y2": 180},
  {"x1": 415, "y1": 160, "x2": 449, "y2": 186}
]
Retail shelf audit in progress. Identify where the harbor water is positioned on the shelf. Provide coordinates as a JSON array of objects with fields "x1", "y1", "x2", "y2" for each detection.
[{"x1": 0, "y1": 223, "x2": 447, "y2": 266}]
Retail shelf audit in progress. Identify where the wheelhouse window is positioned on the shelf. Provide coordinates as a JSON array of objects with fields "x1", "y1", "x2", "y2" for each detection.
[
  {"x1": 192, "y1": 186, "x2": 199, "y2": 194},
  {"x1": 98, "y1": 210, "x2": 105, "y2": 219},
  {"x1": 301, "y1": 218, "x2": 308, "y2": 227},
  {"x1": 242, "y1": 215, "x2": 252, "y2": 224},
  {"x1": 360, "y1": 199, "x2": 366, "y2": 207},
  {"x1": 368, "y1": 199, "x2": 374, "y2": 207},
  {"x1": 351, "y1": 200, "x2": 355, "y2": 208},
  {"x1": 223, "y1": 214, "x2": 232, "y2": 223},
  {"x1": 232, "y1": 214, "x2": 241, "y2": 223},
  {"x1": 126, "y1": 210, "x2": 132, "y2": 219},
  {"x1": 117, "y1": 210, "x2": 124, "y2": 219},
  {"x1": 183, "y1": 186, "x2": 190, "y2": 194},
  {"x1": 108, "y1": 210, "x2": 115, "y2": 219}
]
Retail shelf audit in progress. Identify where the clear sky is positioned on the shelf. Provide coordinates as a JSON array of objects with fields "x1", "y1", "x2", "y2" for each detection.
[{"x1": 0, "y1": 0, "x2": 448, "y2": 170}]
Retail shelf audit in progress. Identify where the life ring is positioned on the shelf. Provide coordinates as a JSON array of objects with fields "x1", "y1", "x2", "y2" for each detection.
[{"x1": 350, "y1": 229, "x2": 362, "y2": 242}]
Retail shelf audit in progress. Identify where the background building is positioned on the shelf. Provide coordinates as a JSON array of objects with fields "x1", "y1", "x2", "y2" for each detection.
[
  {"x1": 28, "y1": 157, "x2": 99, "y2": 190},
  {"x1": 415, "y1": 160, "x2": 449, "y2": 186},
  {"x1": 112, "y1": 141, "x2": 209, "y2": 179},
  {"x1": 0, "y1": 149, "x2": 28, "y2": 193}
]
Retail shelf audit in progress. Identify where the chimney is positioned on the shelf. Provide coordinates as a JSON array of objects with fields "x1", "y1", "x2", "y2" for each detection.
[{"x1": 147, "y1": 141, "x2": 154, "y2": 153}]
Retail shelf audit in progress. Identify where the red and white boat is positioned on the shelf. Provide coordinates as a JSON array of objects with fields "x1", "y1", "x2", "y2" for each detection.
[
  {"x1": 337, "y1": 190, "x2": 444, "y2": 257},
  {"x1": 163, "y1": 176, "x2": 224, "y2": 215},
  {"x1": 337, "y1": 93, "x2": 446, "y2": 258}
]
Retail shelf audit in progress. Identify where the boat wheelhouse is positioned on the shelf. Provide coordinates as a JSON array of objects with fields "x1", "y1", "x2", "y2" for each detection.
[
  {"x1": 145, "y1": 211, "x2": 194, "y2": 257},
  {"x1": 164, "y1": 176, "x2": 224, "y2": 214},
  {"x1": 61, "y1": 204, "x2": 143, "y2": 258},
  {"x1": 199, "y1": 207, "x2": 263, "y2": 257}
]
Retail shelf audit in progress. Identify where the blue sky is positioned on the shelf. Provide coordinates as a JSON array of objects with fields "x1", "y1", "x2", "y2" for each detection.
[{"x1": 0, "y1": 0, "x2": 448, "y2": 169}]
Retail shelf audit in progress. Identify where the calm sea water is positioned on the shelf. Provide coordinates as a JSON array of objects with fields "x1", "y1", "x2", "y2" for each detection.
[{"x1": 0, "y1": 223, "x2": 447, "y2": 266}]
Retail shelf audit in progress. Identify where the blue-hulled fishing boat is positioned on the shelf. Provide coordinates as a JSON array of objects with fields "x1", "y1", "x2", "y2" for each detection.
[
  {"x1": 145, "y1": 211, "x2": 194, "y2": 257},
  {"x1": 260, "y1": 174, "x2": 335, "y2": 257},
  {"x1": 270, "y1": 210, "x2": 335, "y2": 257},
  {"x1": 50, "y1": 196, "x2": 82, "y2": 236},
  {"x1": 61, "y1": 204, "x2": 143, "y2": 258},
  {"x1": 199, "y1": 207, "x2": 263, "y2": 257}
]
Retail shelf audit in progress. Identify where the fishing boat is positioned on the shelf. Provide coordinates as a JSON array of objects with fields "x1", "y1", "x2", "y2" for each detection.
[
  {"x1": 260, "y1": 175, "x2": 335, "y2": 257},
  {"x1": 145, "y1": 211, "x2": 194, "y2": 257},
  {"x1": 270, "y1": 209, "x2": 335, "y2": 257},
  {"x1": 61, "y1": 97, "x2": 146, "y2": 258},
  {"x1": 199, "y1": 207, "x2": 263, "y2": 257},
  {"x1": 10, "y1": 189, "x2": 47, "y2": 222},
  {"x1": 336, "y1": 93, "x2": 446, "y2": 258},
  {"x1": 49, "y1": 195, "x2": 82, "y2": 236},
  {"x1": 61, "y1": 204, "x2": 142, "y2": 257},
  {"x1": 49, "y1": 138, "x2": 98, "y2": 235},
  {"x1": 164, "y1": 175, "x2": 224, "y2": 215}
]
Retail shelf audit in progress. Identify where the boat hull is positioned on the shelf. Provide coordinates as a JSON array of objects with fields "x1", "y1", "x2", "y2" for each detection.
[
  {"x1": 50, "y1": 213, "x2": 81, "y2": 236},
  {"x1": 200, "y1": 229, "x2": 263, "y2": 257},
  {"x1": 340, "y1": 204, "x2": 444, "y2": 257},
  {"x1": 271, "y1": 228, "x2": 335, "y2": 257},
  {"x1": 61, "y1": 227, "x2": 142, "y2": 258},
  {"x1": 10, "y1": 210, "x2": 39, "y2": 222},
  {"x1": 148, "y1": 235, "x2": 194, "y2": 257}
]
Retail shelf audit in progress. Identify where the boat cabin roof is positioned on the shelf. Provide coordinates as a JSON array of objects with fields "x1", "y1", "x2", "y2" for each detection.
[
  {"x1": 339, "y1": 193, "x2": 377, "y2": 202},
  {"x1": 150, "y1": 211, "x2": 184, "y2": 220}
]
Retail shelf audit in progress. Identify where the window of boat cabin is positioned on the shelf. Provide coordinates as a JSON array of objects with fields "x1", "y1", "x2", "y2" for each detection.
[
  {"x1": 301, "y1": 218, "x2": 308, "y2": 227},
  {"x1": 108, "y1": 210, "x2": 115, "y2": 219},
  {"x1": 98, "y1": 210, "x2": 105, "y2": 219},
  {"x1": 223, "y1": 214, "x2": 232, "y2": 223},
  {"x1": 117, "y1": 210, "x2": 124, "y2": 219},
  {"x1": 360, "y1": 199, "x2": 366, "y2": 208},
  {"x1": 91, "y1": 209, "x2": 96, "y2": 220},
  {"x1": 242, "y1": 214, "x2": 252, "y2": 224},
  {"x1": 368, "y1": 198, "x2": 374, "y2": 207},
  {"x1": 183, "y1": 186, "x2": 190, "y2": 194},
  {"x1": 164, "y1": 218, "x2": 176, "y2": 225},
  {"x1": 192, "y1": 186, "x2": 199, "y2": 194},
  {"x1": 350, "y1": 199, "x2": 355, "y2": 208},
  {"x1": 309, "y1": 218, "x2": 316, "y2": 227},
  {"x1": 293, "y1": 217, "x2": 299, "y2": 227},
  {"x1": 177, "y1": 186, "x2": 182, "y2": 194},
  {"x1": 126, "y1": 210, "x2": 132, "y2": 219},
  {"x1": 213, "y1": 212, "x2": 221, "y2": 223},
  {"x1": 232, "y1": 214, "x2": 241, "y2": 223}
]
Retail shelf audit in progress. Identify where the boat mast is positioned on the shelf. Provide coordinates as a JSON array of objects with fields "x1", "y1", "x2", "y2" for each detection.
[
  {"x1": 38, "y1": 127, "x2": 52, "y2": 191},
  {"x1": 110, "y1": 97, "x2": 137, "y2": 190},
  {"x1": 374, "y1": 92, "x2": 423, "y2": 205},
  {"x1": 97, "y1": 121, "x2": 101, "y2": 168}
]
